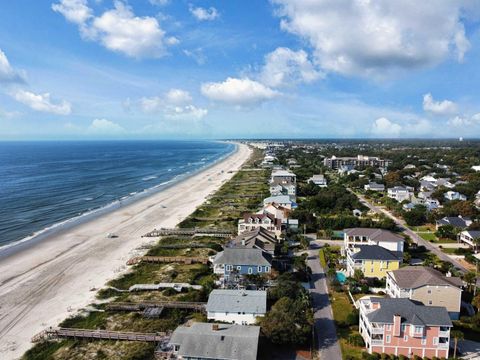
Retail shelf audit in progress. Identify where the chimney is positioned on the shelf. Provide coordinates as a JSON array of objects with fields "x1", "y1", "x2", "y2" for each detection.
[
  {"x1": 393, "y1": 314, "x2": 401, "y2": 337},
  {"x1": 212, "y1": 324, "x2": 219, "y2": 331}
]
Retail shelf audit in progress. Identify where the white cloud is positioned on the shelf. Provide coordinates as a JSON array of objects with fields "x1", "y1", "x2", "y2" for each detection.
[
  {"x1": 12, "y1": 90, "x2": 71, "y2": 115},
  {"x1": 164, "y1": 105, "x2": 208, "y2": 120},
  {"x1": 423, "y1": 93, "x2": 457, "y2": 115},
  {"x1": 448, "y1": 114, "x2": 480, "y2": 127},
  {"x1": 52, "y1": 0, "x2": 92, "y2": 25},
  {"x1": 189, "y1": 5, "x2": 219, "y2": 21},
  {"x1": 149, "y1": 0, "x2": 169, "y2": 6},
  {"x1": 201, "y1": 77, "x2": 279, "y2": 106},
  {"x1": 0, "y1": 49, "x2": 26, "y2": 83},
  {"x1": 259, "y1": 47, "x2": 322, "y2": 88},
  {"x1": 53, "y1": 0, "x2": 171, "y2": 58},
  {"x1": 371, "y1": 117, "x2": 402, "y2": 137},
  {"x1": 138, "y1": 88, "x2": 207, "y2": 120},
  {"x1": 272, "y1": 0, "x2": 473, "y2": 77},
  {"x1": 88, "y1": 118, "x2": 125, "y2": 134},
  {"x1": 165, "y1": 88, "x2": 192, "y2": 105}
]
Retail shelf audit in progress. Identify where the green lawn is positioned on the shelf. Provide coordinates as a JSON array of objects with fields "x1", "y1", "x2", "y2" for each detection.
[
  {"x1": 319, "y1": 249, "x2": 327, "y2": 268},
  {"x1": 417, "y1": 232, "x2": 437, "y2": 242}
]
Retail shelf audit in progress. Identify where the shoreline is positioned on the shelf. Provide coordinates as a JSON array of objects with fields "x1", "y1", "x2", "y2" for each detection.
[
  {"x1": 0, "y1": 142, "x2": 251, "y2": 359},
  {"x1": 0, "y1": 141, "x2": 236, "y2": 259}
]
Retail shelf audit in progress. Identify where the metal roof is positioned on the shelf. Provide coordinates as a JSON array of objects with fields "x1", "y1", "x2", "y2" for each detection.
[{"x1": 207, "y1": 290, "x2": 267, "y2": 314}]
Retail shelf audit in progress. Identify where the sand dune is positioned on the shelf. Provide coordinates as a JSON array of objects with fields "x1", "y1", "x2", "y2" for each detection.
[{"x1": 0, "y1": 143, "x2": 251, "y2": 359}]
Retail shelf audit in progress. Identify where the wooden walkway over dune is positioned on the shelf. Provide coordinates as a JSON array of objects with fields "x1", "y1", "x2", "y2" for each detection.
[
  {"x1": 107, "y1": 301, "x2": 206, "y2": 312},
  {"x1": 32, "y1": 327, "x2": 169, "y2": 343},
  {"x1": 143, "y1": 227, "x2": 233, "y2": 238},
  {"x1": 126, "y1": 256, "x2": 208, "y2": 266}
]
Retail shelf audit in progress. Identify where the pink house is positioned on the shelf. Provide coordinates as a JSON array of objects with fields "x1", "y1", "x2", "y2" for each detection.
[{"x1": 359, "y1": 297, "x2": 452, "y2": 358}]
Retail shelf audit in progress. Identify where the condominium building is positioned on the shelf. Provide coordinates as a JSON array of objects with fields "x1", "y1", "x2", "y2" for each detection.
[{"x1": 323, "y1": 155, "x2": 392, "y2": 169}]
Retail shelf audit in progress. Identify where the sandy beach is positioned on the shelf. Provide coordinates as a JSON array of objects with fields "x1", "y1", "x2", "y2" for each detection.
[{"x1": 0, "y1": 142, "x2": 251, "y2": 359}]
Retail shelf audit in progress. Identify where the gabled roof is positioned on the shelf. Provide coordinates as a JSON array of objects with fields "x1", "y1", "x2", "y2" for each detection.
[
  {"x1": 213, "y1": 248, "x2": 272, "y2": 266},
  {"x1": 271, "y1": 170, "x2": 296, "y2": 177},
  {"x1": 462, "y1": 230, "x2": 480, "y2": 238},
  {"x1": 344, "y1": 228, "x2": 404, "y2": 243},
  {"x1": 263, "y1": 195, "x2": 293, "y2": 204},
  {"x1": 366, "y1": 298, "x2": 452, "y2": 327},
  {"x1": 351, "y1": 245, "x2": 402, "y2": 261},
  {"x1": 390, "y1": 266, "x2": 463, "y2": 289},
  {"x1": 436, "y1": 216, "x2": 470, "y2": 228},
  {"x1": 207, "y1": 290, "x2": 267, "y2": 314},
  {"x1": 169, "y1": 323, "x2": 260, "y2": 360}
]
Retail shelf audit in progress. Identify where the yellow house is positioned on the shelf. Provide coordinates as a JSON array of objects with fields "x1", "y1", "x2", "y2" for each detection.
[{"x1": 347, "y1": 245, "x2": 401, "y2": 279}]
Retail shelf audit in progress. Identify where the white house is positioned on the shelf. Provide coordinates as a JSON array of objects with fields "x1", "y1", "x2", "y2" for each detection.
[
  {"x1": 364, "y1": 182, "x2": 385, "y2": 191},
  {"x1": 444, "y1": 191, "x2": 467, "y2": 201},
  {"x1": 458, "y1": 230, "x2": 480, "y2": 250},
  {"x1": 387, "y1": 186, "x2": 413, "y2": 202},
  {"x1": 308, "y1": 174, "x2": 328, "y2": 187},
  {"x1": 237, "y1": 213, "x2": 282, "y2": 236},
  {"x1": 343, "y1": 228, "x2": 405, "y2": 252},
  {"x1": 206, "y1": 290, "x2": 267, "y2": 325}
]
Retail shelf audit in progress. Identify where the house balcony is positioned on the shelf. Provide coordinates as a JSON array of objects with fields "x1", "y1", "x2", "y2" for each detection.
[
  {"x1": 438, "y1": 342, "x2": 449, "y2": 349},
  {"x1": 371, "y1": 327, "x2": 384, "y2": 334},
  {"x1": 371, "y1": 339, "x2": 383, "y2": 346},
  {"x1": 439, "y1": 330, "x2": 450, "y2": 337}
]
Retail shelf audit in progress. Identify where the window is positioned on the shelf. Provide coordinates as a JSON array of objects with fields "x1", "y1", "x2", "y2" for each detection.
[
  {"x1": 386, "y1": 324, "x2": 392, "y2": 331},
  {"x1": 401, "y1": 324, "x2": 406, "y2": 332},
  {"x1": 421, "y1": 337, "x2": 427, "y2": 345},
  {"x1": 248, "y1": 267, "x2": 253, "y2": 274},
  {"x1": 433, "y1": 337, "x2": 438, "y2": 345},
  {"x1": 226, "y1": 265, "x2": 232, "y2": 271},
  {"x1": 428, "y1": 300, "x2": 432, "y2": 305},
  {"x1": 258, "y1": 266, "x2": 262, "y2": 272},
  {"x1": 237, "y1": 266, "x2": 241, "y2": 271},
  {"x1": 265, "y1": 266, "x2": 270, "y2": 272},
  {"x1": 427, "y1": 289, "x2": 432, "y2": 294},
  {"x1": 386, "y1": 335, "x2": 391, "y2": 343},
  {"x1": 415, "y1": 326, "x2": 423, "y2": 334},
  {"x1": 404, "y1": 335, "x2": 408, "y2": 342}
]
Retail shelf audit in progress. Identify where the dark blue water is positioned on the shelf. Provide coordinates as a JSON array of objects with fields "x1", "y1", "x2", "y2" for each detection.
[{"x1": 0, "y1": 140, "x2": 234, "y2": 248}]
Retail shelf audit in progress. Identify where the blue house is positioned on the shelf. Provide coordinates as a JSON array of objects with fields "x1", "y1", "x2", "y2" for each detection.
[{"x1": 212, "y1": 248, "x2": 272, "y2": 279}]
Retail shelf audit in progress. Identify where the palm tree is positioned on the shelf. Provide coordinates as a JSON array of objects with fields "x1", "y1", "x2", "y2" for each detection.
[
  {"x1": 450, "y1": 329, "x2": 464, "y2": 359},
  {"x1": 463, "y1": 271, "x2": 477, "y2": 292}
]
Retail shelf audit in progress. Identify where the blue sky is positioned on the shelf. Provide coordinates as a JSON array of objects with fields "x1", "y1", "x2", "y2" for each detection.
[{"x1": 1, "y1": 0, "x2": 480, "y2": 139}]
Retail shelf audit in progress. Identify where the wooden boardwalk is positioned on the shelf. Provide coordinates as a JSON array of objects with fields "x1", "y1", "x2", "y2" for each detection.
[
  {"x1": 143, "y1": 227, "x2": 233, "y2": 238},
  {"x1": 32, "y1": 327, "x2": 169, "y2": 343},
  {"x1": 127, "y1": 256, "x2": 208, "y2": 266},
  {"x1": 107, "y1": 301, "x2": 206, "y2": 312}
]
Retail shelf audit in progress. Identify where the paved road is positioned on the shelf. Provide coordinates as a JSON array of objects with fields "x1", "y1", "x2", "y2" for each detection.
[
  {"x1": 307, "y1": 243, "x2": 342, "y2": 360},
  {"x1": 352, "y1": 191, "x2": 468, "y2": 272}
]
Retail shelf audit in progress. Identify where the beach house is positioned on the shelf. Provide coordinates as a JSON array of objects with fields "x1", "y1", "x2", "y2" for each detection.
[
  {"x1": 358, "y1": 297, "x2": 452, "y2": 358},
  {"x1": 386, "y1": 266, "x2": 463, "y2": 319},
  {"x1": 343, "y1": 228, "x2": 405, "y2": 252},
  {"x1": 444, "y1": 191, "x2": 467, "y2": 201},
  {"x1": 346, "y1": 245, "x2": 402, "y2": 279},
  {"x1": 263, "y1": 195, "x2": 297, "y2": 209},
  {"x1": 212, "y1": 248, "x2": 272, "y2": 280},
  {"x1": 270, "y1": 169, "x2": 297, "y2": 197},
  {"x1": 229, "y1": 227, "x2": 278, "y2": 255},
  {"x1": 436, "y1": 215, "x2": 472, "y2": 230},
  {"x1": 307, "y1": 174, "x2": 328, "y2": 187},
  {"x1": 364, "y1": 182, "x2": 385, "y2": 191},
  {"x1": 206, "y1": 290, "x2": 267, "y2": 325},
  {"x1": 387, "y1": 186, "x2": 413, "y2": 202},
  {"x1": 166, "y1": 323, "x2": 260, "y2": 360},
  {"x1": 458, "y1": 230, "x2": 480, "y2": 250},
  {"x1": 237, "y1": 213, "x2": 282, "y2": 237}
]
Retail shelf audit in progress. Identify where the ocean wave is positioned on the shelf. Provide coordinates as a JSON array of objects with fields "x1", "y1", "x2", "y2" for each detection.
[{"x1": 142, "y1": 175, "x2": 158, "y2": 181}]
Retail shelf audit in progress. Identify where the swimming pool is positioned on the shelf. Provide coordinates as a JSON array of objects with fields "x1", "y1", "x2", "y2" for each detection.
[{"x1": 336, "y1": 272, "x2": 347, "y2": 283}]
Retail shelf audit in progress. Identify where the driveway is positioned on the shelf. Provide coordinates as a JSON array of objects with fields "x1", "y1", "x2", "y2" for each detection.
[
  {"x1": 352, "y1": 191, "x2": 468, "y2": 272},
  {"x1": 307, "y1": 242, "x2": 342, "y2": 360}
]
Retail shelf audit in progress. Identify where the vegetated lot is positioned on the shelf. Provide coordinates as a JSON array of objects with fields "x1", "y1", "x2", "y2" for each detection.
[
  {"x1": 417, "y1": 232, "x2": 437, "y2": 242},
  {"x1": 24, "y1": 148, "x2": 270, "y2": 360}
]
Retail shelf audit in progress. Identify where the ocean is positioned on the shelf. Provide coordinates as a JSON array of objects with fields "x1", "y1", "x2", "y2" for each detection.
[{"x1": 0, "y1": 140, "x2": 234, "y2": 250}]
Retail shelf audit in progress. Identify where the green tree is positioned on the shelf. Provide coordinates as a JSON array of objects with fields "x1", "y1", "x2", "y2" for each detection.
[
  {"x1": 403, "y1": 205, "x2": 427, "y2": 226},
  {"x1": 435, "y1": 225, "x2": 458, "y2": 240},
  {"x1": 463, "y1": 271, "x2": 477, "y2": 292},
  {"x1": 450, "y1": 329, "x2": 464, "y2": 359},
  {"x1": 260, "y1": 297, "x2": 313, "y2": 345}
]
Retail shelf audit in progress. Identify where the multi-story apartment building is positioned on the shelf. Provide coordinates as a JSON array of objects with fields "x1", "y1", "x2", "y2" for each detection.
[
  {"x1": 346, "y1": 245, "x2": 401, "y2": 279},
  {"x1": 386, "y1": 266, "x2": 463, "y2": 319},
  {"x1": 323, "y1": 155, "x2": 392, "y2": 169},
  {"x1": 344, "y1": 228, "x2": 405, "y2": 252},
  {"x1": 359, "y1": 297, "x2": 452, "y2": 358}
]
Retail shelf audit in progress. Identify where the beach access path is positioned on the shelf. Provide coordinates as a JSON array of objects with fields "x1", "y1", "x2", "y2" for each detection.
[{"x1": 0, "y1": 143, "x2": 251, "y2": 360}]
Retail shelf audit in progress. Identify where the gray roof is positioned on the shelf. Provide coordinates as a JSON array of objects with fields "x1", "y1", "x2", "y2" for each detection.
[
  {"x1": 344, "y1": 228, "x2": 405, "y2": 243},
  {"x1": 464, "y1": 230, "x2": 480, "y2": 238},
  {"x1": 207, "y1": 290, "x2": 267, "y2": 314},
  {"x1": 352, "y1": 245, "x2": 402, "y2": 261},
  {"x1": 231, "y1": 227, "x2": 277, "y2": 253},
  {"x1": 213, "y1": 248, "x2": 272, "y2": 266},
  {"x1": 263, "y1": 195, "x2": 292, "y2": 204},
  {"x1": 367, "y1": 298, "x2": 452, "y2": 327},
  {"x1": 436, "y1": 216, "x2": 470, "y2": 228},
  {"x1": 390, "y1": 266, "x2": 463, "y2": 289},
  {"x1": 170, "y1": 323, "x2": 260, "y2": 360}
]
